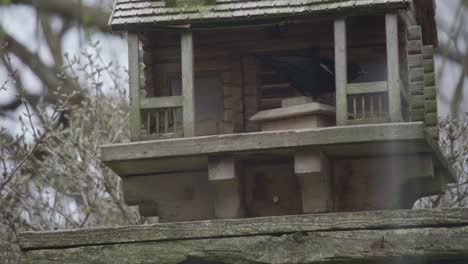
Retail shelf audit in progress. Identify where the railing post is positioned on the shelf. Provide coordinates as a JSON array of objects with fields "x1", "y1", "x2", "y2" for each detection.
[
  {"x1": 181, "y1": 31, "x2": 195, "y2": 137},
  {"x1": 128, "y1": 33, "x2": 141, "y2": 141},
  {"x1": 386, "y1": 13, "x2": 402, "y2": 122},
  {"x1": 334, "y1": 18, "x2": 348, "y2": 126}
]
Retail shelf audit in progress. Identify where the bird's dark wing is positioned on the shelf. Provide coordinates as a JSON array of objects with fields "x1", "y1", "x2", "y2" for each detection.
[{"x1": 250, "y1": 55, "x2": 323, "y2": 97}]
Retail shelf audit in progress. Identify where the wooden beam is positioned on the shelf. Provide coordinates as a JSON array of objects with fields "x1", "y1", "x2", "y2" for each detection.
[
  {"x1": 20, "y1": 209, "x2": 468, "y2": 250},
  {"x1": 140, "y1": 96, "x2": 183, "y2": 109},
  {"x1": 334, "y1": 18, "x2": 348, "y2": 126},
  {"x1": 295, "y1": 151, "x2": 332, "y2": 213},
  {"x1": 346, "y1": 81, "x2": 388, "y2": 95},
  {"x1": 21, "y1": 225, "x2": 468, "y2": 263},
  {"x1": 208, "y1": 156, "x2": 243, "y2": 219},
  {"x1": 386, "y1": 13, "x2": 402, "y2": 122},
  {"x1": 101, "y1": 122, "x2": 426, "y2": 163},
  {"x1": 128, "y1": 33, "x2": 141, "y2": 141},
  {"x1": 181, "y1": 31, "x2": 195, "y2": 137}
]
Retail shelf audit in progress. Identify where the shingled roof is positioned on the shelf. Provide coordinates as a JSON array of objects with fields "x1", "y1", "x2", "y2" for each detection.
[{"x1": 109, "y1": 0, "x2": 409, "y2": 31}]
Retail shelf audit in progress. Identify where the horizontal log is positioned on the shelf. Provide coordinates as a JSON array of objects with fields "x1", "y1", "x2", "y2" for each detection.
[
  {"x1": 422, "y1": 45, "x2": 435, "y2": 59},
  {"x1": 410, "y1": 109, "x2": 425, "y2": 121},
  {"x1": 425, "y1": 113, "x2": 438, "y2": 126},
  {"x1": 406, "y1": 40, "x2": 422, "y2": 54},
  {"x1": 410, "y1": 81, "x2": 424, "y2": 95},
  {"x1": 140, "y1": 96, "x2": 183, "y2": 109},
  {"x1": 409, "y1": 68, "x2": 424, "y2": 82},
  {"x1": 424, "y1": 86, "x2": 436, "y2": 99},
  {"x1": 424, "y1": 73, "x2": 435, "y2": 86},
  {"x1": 20, "y1": 209, "x2": 468, "y2": 250},
  {"x1": 425, "y1": 100, "x2": 437, "y2": 113},
  {"x1": 411, "y1": 95, "x2": 425, "y2": 109},
  {"x1": 406, "y1": 26, "x2": 422, "y2": 41},
  {"x1": 346, "y1": 81, "x2": 388, "y2": 95},
  {"x1": 423, "y1": 59, "x2": 434, "y2": 73},
  {"x1": 407, "y1": 54, "x2": 423, "y2": 69},
  {"x1": 20, "y1": 212, "x2": 468, "y2": 263},
  {"x1": 101, "y1": 123, "x2": 426, "y2": 162}
]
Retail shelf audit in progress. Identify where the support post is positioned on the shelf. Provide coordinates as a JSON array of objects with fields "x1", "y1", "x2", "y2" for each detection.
[
  {"x1": 128, "y1": 33, "x2": 141, "y2": 141},
  {"x1": 334, "y1": 19, "x2": 348, "y2": 126},
  {"x1": 386, "y1": 13, "x2": 402, "y2": 122},
  {"x1": 181, "y1": 31, "x2": 195, "y2": 137},
  {"x1": 294, "y1": 151, "x2": 332, "y2": 213},
  {"x1": 208, "y1": 156, "x2": 243, "y2": 219}
]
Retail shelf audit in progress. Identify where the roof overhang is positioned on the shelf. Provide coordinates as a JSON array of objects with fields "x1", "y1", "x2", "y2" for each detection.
[{"x1": 109, "y1": 0, "x2": 410, "y2": 31}]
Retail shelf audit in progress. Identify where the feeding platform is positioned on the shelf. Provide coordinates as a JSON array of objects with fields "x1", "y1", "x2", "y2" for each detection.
[{"x1": 101, "y1": 122, "x2": 454, "y2": 221}]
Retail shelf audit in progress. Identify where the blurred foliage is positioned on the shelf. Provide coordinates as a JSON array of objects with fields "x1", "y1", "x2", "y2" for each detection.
[{"x1": 0, "y1": 44, "x2": 142, "y2": 262}]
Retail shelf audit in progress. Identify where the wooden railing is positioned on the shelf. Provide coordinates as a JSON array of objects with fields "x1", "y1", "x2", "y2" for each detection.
[
  {"x1": 346, "y1": 81, "x2": 389, "y2": 125},
  {"x1": 140, "y1": 96, "x2": 183, "y2": 139}
]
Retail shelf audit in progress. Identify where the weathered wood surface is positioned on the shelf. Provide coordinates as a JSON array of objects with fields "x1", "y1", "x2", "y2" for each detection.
[
  {"x1": 385, "y1": 13, "x2": 402, "y2": 122},
  {"x1": 181, "y1": 31, "x2": 195, "y2": 137},
  {"x1": 249, "y1": 103, "x2": 335, "y2": 122},
  {"x1": 128, "y1": 33, "x2": 142, "y2": 141},
  {"x1": 110, "y1": 0, "x2": 409, "y2": 30},
  {"x1": 101, "y1": 122, "x2": 426, "y2": 163},
  {"x1": 140, "y1": 96, "x2": 183, "y2": 109},
  {"x1": 20, "y1": 209, "x2": 468, "y2": 264},
  {"x1": 346, "y1": 81, "x2": 388, "y2": 95},
  {"x1": 20, "y1": 208, "x2": 468, "y2": 250},
  {"x1": 334, "y1": 18, "x2": 348, "y2": 126}
]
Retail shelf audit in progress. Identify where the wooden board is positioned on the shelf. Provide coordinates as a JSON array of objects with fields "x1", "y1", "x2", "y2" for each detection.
[
  {"x1": 20, "y1": 208, "x2": 468, "y2": 250},
  {"x1": 101, "y1": 123, "x2": 426, "y2": 163}
]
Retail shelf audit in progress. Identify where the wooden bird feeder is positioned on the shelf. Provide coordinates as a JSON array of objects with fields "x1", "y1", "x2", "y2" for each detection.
[{"x1": 20, "y1": 1, "x2": 468, "y2": 263}]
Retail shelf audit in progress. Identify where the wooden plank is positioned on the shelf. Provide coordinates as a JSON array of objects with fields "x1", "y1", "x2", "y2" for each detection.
[
  {"x1": 409, "y1": 68, "x2": 424, "y2": 82},
  {"x1": 407, "y1": 54, "x2": 423, "y2": 68},
  {"x1": 406, "y1": 25, "x2": 422, "y2": 40},
  {"x1": 410, "y1": 109, "x2": 425, "y2": 121},
  {"x1": 295, "y1": 151, "x2": 332, "y2": 213},
  {"x1": 423, "y1": 59, "x2": 434, "y2": 73},
  {"x1": 422, "y1": 45, "x2": 435, "y2": 59},
  {"x1": 411, "y1": 95, "x2": 425, "y2": 109},
  {"x1": 334, "y1": 18, "x2": 348, "y2": 126},
  {"x1": 410, "y1": 81, "x2": 424, "y2": 94},
  {"x1": 346, "y1": 117, "x2": 388, "y2": 125},
  {"x1": 249, "y1": 103, "x2": 336, "y2": 123},
  {"x1": 424, "y1": 86, "x2": 436, "y2": 100},
  {"x1": 128, "y1": 33, "x2": 141, "y2": 141},
  {"x1": 424, "y1": 72, "x2": 435, "y2": 86},
  {"x1": 140, "y1": 96, "x2": 183, "y2": 109},
  {"x1": 19, "y1": 209, "x2": 468, "y2": 250},
  {"x1": 101, "y1": 122, "x2": 426, "y2": 162},
  {"x1": 346, "y1": 81, "x2": 387, "y2": 95},
  {"x1": 425, "y1": 113, "x2": 438, "y2": 126},
  {"x1": 386, "y1": 13, "x2": 402, "y2": 122},
  {"x1": 181, "y1": 31, "x2": 195, "y2": 137},
  {"x1": 208, "y1": 156, "x2": 243, "y2": 219},
  {"x1": 406, "y1": 40, "x2": 422, "y2": 54},
  {"x1": 425, "y1": 100, "x2": 437, "y2": 113},
  {"x1": 21, "y1": 225, "x2": 468, "y2": 263}
]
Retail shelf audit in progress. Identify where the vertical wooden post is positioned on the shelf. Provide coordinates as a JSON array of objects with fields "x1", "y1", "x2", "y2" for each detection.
[
  {"x1": 294, "y1": 151, "x2": 332, "y2": 213},
  {"x1": 386, "y1": 13, "x2": 402, "y2": 122},
  {"x1": 128, "y1": 33, "x2": 141, "y2": 141},
  {"x1": 181, "y1": 31, "x2": 195, "y2": 137},
  {"x1": 208, "y1": 156, "x2": 243, "y2": 219},
  {"x1": 334, "y1": 18, "x2": 348, "y2": 126}
]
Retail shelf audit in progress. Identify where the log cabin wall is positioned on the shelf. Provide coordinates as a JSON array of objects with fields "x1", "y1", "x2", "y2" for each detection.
[{"x1": 139, "y1": 14, "x2": 392, "y2": 136}]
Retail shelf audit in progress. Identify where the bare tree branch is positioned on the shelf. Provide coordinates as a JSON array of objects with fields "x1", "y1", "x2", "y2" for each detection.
[{"x1": 6, "y1": 0, "x2": 110, "y2": 31}]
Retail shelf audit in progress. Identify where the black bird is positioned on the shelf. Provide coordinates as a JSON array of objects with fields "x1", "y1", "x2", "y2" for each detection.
[{"x1": 250, "y1": 54, "x2": 364, "y2": 99}]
